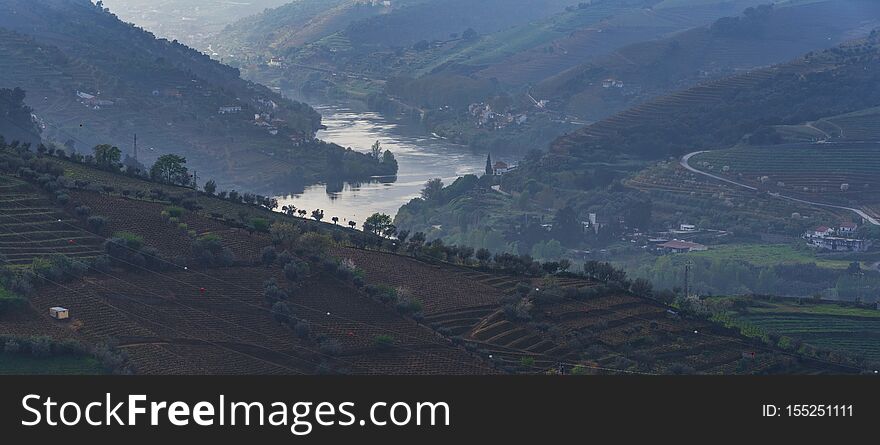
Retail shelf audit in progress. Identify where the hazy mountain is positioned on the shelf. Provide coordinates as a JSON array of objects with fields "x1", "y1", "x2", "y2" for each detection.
[{"x1": 97, "y1": 0, "x2": 291, "y2": 50}]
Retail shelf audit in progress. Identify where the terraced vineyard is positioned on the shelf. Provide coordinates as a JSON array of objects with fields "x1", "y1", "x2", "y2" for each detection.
[
  {"x1": 0, "y1": 176, "x2": 104, "y2": 265},
  {"x1": 715, "y1": 299, "x2": 880, "y2": 363},
  {"x1": 626, "y1": 161, "x2": 847, "y2": 228},
  {"x1": 0, "y1": 155, "x2": 859, "y2": 374},
  {"x1": 690, "y1": 142, "x2": 880, "y2": 208}
]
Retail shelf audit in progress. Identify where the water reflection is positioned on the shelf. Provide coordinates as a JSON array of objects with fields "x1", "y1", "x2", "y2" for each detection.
[{"x1": 274, "y1": 104, "x2": 485, "y2": 224}]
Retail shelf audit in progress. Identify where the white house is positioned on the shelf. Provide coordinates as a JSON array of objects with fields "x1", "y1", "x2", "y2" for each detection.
[
  {"x1": 493, "y1": 161, "x2": 511, "y2": 175},
  {"x1": 49, "y1": 307, "x2": 69, "y2": 320},
  {"x1": 812, "y1": 226, "x2": 835, "y2": 238},
  {"x1": 218, "y1": 106, "x2": 242, "y2": 114}
]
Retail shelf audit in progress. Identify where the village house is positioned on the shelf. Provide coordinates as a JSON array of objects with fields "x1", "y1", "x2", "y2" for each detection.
[
  {"x1": 804, "y1": 224, "x2": 870, "y2": 252},
  {"x1": 838, "y1": 222, "x2": 858, "y2": 234},
  {"x1": 657, "y1": 240, "x2": 708, "y2": 254},
  {"x1": 492, "y1": 161, "x2": 511, "y2": 176},
  {"x1": 218, "y1": 106, "x2": 242, "y2": 115},
  {"x1": 602, "y1": 78, "x2": 624, "y2": 88}
]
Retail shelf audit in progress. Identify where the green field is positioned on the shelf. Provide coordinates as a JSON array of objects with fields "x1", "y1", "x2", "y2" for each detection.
[
  {"x1": 0, "y1": 354, "x2": 105, "y2": 375},
  {"x1": 686, "y1": 244, "x2": 855, "y2": 269},
  {"x1": 713, "y1": 298, "x2": 880, "y2": 362}
]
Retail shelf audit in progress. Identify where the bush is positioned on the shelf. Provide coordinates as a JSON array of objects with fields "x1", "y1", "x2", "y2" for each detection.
[
  {"x1": 374, "y1": 334, "x2": 395, "y2": 351},
  {"x1": 261, "y1": 246, "x2": 277, "y2": 266},
  {"x1": 284, "y1": 260, "x2": 310, "y2": 282},
  {"x1": 74, "y1": 205, "x2": 91, "y2": 218},
  {"x1": 164, "y1": 206, "x2": 184, "y2": 218},
  {"x1": 87, "y1": 216, "x2": 107, "y2": 233},
  {"x1": 271, "y1": 301, "x2": 294, "y2": 325},
  {"x1": 192, "y1": 234, "x2": 235, "y2": 267},
  {"x1": 251, "y1": 218, "x2": 270, "y2": 233},
  {"x1": 294, "y1": 321, "x2": 311, "y2": 339}
]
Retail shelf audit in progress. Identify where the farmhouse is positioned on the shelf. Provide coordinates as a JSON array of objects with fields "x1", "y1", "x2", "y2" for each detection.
[
  {"x1": 49, "y1": 307, "x2": 69, "y2": 320},
  {"x1": 657, "y1": 240, "x2": 708, "y2": 254},
  {"x1": 811, "y1": 226, "x2": 835, "y2": 238},
  {"x1": 804, "y1": 224, "x2": 870, "y2": 252},
  {"x1": 810, "y1": 236, "x2": 870, "y2": 252}
]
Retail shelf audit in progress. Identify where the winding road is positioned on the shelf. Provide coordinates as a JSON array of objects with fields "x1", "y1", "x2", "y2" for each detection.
[{"x1": 680, "y1": 151, "x2": 880, "y2": 226}]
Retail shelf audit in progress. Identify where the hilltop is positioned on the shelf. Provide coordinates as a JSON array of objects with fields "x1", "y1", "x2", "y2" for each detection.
[
  {"x1": 0, "y1": 0, "x2": 393, "y2": 192},
  {"x1": 0, "y1": 138, "x2": 860, "y2": 375}
]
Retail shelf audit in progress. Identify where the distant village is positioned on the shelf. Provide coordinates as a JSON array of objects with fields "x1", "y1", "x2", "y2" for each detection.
[{"x1": 804, "y1": 222, "x2": 870, "y2": 252}]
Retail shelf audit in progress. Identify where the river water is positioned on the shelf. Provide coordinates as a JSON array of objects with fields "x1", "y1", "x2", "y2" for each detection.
[{"x1": 274, "y1": 103, "x2": 485, "y2": 224}]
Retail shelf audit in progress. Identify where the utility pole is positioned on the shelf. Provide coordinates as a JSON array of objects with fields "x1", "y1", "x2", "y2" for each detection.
[
  {"x1": 133, "y1": 133, "x2": 138, "y2": 161},
  {"x1": 192, "y1": 170, "x2": 198, "y2": 190},
  {"x1": 684, "y1": 260, "x2": 692, "y2": 299}
]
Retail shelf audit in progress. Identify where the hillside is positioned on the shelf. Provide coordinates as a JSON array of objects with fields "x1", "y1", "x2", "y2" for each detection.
[
  {"x1": 395, "y1": 32, "x2": 880, "y2": 299},
  {"x1": 0, "y1": 140, "x2": 856, "y2": 375},
  {"x1": 0, "y1": 0, "x2": 391, "y2": 192},
  {"x1": 218, "y1": 0, "x2": 579, "y2": 61},
  {"x1": 535, "y1": 0, "x2": 880, "y2": 121}
]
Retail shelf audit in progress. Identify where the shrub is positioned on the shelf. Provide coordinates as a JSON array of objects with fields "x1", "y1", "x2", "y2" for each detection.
[
  {"x1": 251, "y1": 218, "x2": 270, "y2": 233},
  {"x1": 317, "y1": 336, "x2": 341, "y2": 356},
  {"x1": 74, "y1": 205, "x2": 91, "y2": 218},
  {"x1": 271, "y1": 301, "x2": 294, "y2": 324},
  {"x1": 294, "y1": 321, "x2": 311, "y2": 339},
  {"x1": 284, "y1": 260, "x2": 310, "y2": 282},
  {"x1": 263, "y1": 283, "x2": 289, "y2": 305},
  {"x1": 87, "y1": 215, "x2": 107, "y2": 233},
  {"x1": 277, "y1": 250, "x2": 293, "y2": 267},
  {"x1": 192, "y1": 234, "x2": 235, "y2": 267},
  {"x1": 374, "y1": 334, "x2": 395, "y2": 351},
  {"x1": 261, "y1": 246, "x2": 277, "y2": 266},
  {"x1": 502, "y1": 298, "x2": 533, "y2": 321},
  {"x1": 296, "y1": 232, "x2": 331, "y2": 257},
  {"x1": 165, "y1": 206, "x2": 184, "y2": 218}
]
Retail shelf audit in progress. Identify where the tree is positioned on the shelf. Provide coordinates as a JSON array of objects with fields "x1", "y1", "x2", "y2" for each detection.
[
  {"x1": 203, "y1": 179, "x2": 217, "y2": 195},
  {"x1": 463, "y1": 28, "x2": 478, "y2": 40},
  {"x1": 485, "y1": 152, "x2": 493, "y2": 176},
  {"x1": 348, "y1": 220, "x2": 357, "y2": 229},
  {"x1": 311, "y1": 209, "x2": 324, "y2": 222},
  {"x1": 93, "y1": 144, "x2": 121, "y2": 169},
  {"x1": 331, "y1": 216, "x2": 339, "y2": 225},
  {"x1": 371, "y1": 140, "x2": 382, "y2": 159},
  {"x1": 551, "y1": 206, "x2": 582, "y2": 246},
  {"x1": 150, "y1": 154, "x2": 189, "y2": 185},
  {"x1": 364, "y1": 213, "x2": 395, "y2": 238},
  {"x1": 421, "y1": 178, "x2": 444, "y2": 202},
  {"x1": 476, "y1": 248, "x2": 491, "y2": 265},
  {"x1": 396, "y1": 230, "x2": 410, "y2": 245}
]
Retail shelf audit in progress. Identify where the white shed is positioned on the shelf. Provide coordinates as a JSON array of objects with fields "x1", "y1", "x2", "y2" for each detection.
[{"x1": 49, "y1": 307, "x2": 69, "y2": 320}]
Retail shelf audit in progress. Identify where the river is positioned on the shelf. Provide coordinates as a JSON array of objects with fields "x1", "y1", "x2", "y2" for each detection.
[{"x1": 274, "y1": 103, "x2": 486, "y2": 224}]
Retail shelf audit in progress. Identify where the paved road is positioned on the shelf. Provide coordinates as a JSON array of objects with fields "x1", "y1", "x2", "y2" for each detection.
[{"x1": 680, "y1": 151, "x2": 880, "y2": 226}]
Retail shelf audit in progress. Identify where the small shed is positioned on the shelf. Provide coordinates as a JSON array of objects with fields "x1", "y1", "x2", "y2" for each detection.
[{"x1": 49, "y1": 307, "x2": 69, "y2": 320}]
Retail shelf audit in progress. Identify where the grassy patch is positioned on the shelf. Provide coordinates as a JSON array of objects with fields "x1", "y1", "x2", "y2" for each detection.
[{"x1": 686, "y1": 244, "x2": 853, "y2": 269}]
